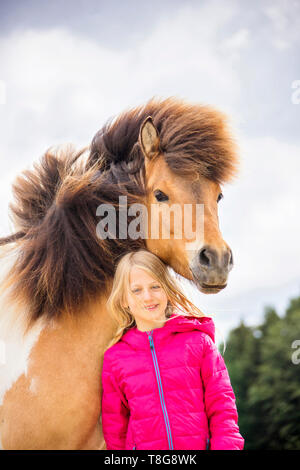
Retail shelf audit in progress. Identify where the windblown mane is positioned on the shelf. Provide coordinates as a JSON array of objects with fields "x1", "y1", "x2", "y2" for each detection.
[
  {"x1": 88, "y1": 96, "x2": 238, "y2": 181},
  {"x1": 0, "y1": 97, "x2": 238, "y2": 325}
]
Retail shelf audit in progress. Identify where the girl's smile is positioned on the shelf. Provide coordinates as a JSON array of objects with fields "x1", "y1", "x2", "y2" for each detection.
[
  {"x1": 126, "y1": 266, "x2": 169, "y2": 331},
  {"x1": 144, "y1": 304, "x2": 159, "y2": 310}
]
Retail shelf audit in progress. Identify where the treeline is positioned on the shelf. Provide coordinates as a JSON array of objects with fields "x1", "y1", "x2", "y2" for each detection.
[{"x1": 223, "y1": 294, "x2": 300, "y2": 450}]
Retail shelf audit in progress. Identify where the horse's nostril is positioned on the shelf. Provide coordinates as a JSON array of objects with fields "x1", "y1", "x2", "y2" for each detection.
[
  {"x1": 222, "y1": 249, "x2": 233, "y2": 269},
  {"x1": 199, "y1": 248, "x2": 211, "y2": 267}
]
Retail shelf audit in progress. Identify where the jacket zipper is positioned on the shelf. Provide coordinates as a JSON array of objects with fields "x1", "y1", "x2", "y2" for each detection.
[{"x1": 148, "y1": 330, "x2": 174, "y2": 450}]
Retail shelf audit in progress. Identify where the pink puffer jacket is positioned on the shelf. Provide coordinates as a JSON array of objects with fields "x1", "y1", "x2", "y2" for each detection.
[{"x1": 101, "y1": 313, "x2": 244, "y2": 450}]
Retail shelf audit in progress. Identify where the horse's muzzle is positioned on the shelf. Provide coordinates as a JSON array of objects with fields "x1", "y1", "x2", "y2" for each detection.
[{"x1": 190, "y1": 245, "x2": 233, "y2": 294}]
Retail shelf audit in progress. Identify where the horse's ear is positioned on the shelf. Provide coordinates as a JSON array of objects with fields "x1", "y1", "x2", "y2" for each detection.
[{"x1": 139, "y1": 117, "x2": 160, "y2": 161}]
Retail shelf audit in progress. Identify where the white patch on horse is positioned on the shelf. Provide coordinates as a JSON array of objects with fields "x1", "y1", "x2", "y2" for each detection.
[{"x1": 0, "y1": 246, "x2": 46, "y2": 406}]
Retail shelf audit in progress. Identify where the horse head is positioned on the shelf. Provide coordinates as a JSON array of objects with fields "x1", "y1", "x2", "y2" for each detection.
[{"x1": 137, "y1": 105, "x2": 238, "y2": 294}]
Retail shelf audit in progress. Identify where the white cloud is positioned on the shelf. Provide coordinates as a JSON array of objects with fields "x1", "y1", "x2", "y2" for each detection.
[
  {"x1": 0, "y1": 170, "x2": 16, "y2": 235},
  {"x1": 134, "y1": 2, "x2": 246, "y2": 114},
  {"x1": 220, "y1": 135, "x2": 300, "y2": 292},
  {"x1": 0, "y1": 1, "x2": 245, "y2": 233},
  {"x1": 264, "y1": 1, "x2": 300, "y2": 50},
  {"x1": 0, "y1": 80, "x2": 6, "y2": 105},
  {"x1": 0, "y1": 1, "x2": 246, "y2": 155}
]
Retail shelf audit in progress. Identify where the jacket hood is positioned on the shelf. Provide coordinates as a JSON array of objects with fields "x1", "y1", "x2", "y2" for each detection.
[{"x1": 120, "y1": 312, "x2": 215, "y2": 350}]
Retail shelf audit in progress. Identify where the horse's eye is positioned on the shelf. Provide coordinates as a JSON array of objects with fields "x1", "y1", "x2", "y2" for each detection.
[
  {"x1": 154, "y1": 190, "x2": 169, "y2": 202},
  {"x1": 217, "y1": 193, "x2": 223, "y2": 203}
]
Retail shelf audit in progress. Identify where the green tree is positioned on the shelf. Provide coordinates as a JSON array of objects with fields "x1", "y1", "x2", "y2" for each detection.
[
  {"x1": 224, "y1": 295, "x2": 300, "y2": 449},
  {"x1": 224, "y1": 321, "x2": 260, "y2": 449}
]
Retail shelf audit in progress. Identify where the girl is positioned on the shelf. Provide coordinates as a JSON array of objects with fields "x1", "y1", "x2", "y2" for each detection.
[{"x1": 101, "y1": 250, "x2": 244, "y2": 450}]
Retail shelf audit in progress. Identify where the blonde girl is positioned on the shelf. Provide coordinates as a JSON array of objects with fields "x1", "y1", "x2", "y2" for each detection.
[{"x1": 101, "y1": 250, "x2": 244, "y2": 450}]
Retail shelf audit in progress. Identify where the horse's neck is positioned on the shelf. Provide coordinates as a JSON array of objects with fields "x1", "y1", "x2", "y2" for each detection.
[
  {"x1": 51, "y1": 288, "x2": 116, "y2": 362},
  {"x1": 0, "y1": 244, "x2": 115, "y2": 406}
]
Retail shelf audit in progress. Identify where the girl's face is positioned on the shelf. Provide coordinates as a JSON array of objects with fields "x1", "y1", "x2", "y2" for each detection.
[{"x1": 126, "y1": 266, "x2": 169, "y2": 332}]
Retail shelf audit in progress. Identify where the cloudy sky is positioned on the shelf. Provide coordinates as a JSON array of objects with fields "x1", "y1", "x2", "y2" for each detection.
[{"x1": 0, "y1": 0, "x2": 299, "y2": 340}]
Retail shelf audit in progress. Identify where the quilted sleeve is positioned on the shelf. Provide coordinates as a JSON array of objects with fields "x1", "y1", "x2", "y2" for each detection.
[
  {"x1": 200, "y1": 335, "x2": 244, "y2": 450},
  {"x1": 101, "y1": 352, "x2": 130, "y2": 450}
]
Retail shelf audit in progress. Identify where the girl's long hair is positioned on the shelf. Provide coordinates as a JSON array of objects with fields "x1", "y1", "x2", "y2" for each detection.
[{"x1": 105, "y1": 250, "x2": 205, "y2": 351}]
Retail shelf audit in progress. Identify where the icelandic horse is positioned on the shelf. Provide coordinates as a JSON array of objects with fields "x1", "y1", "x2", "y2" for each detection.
[{"x1": 0, "y1": 97, "x2": 238, "y2": 449}]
